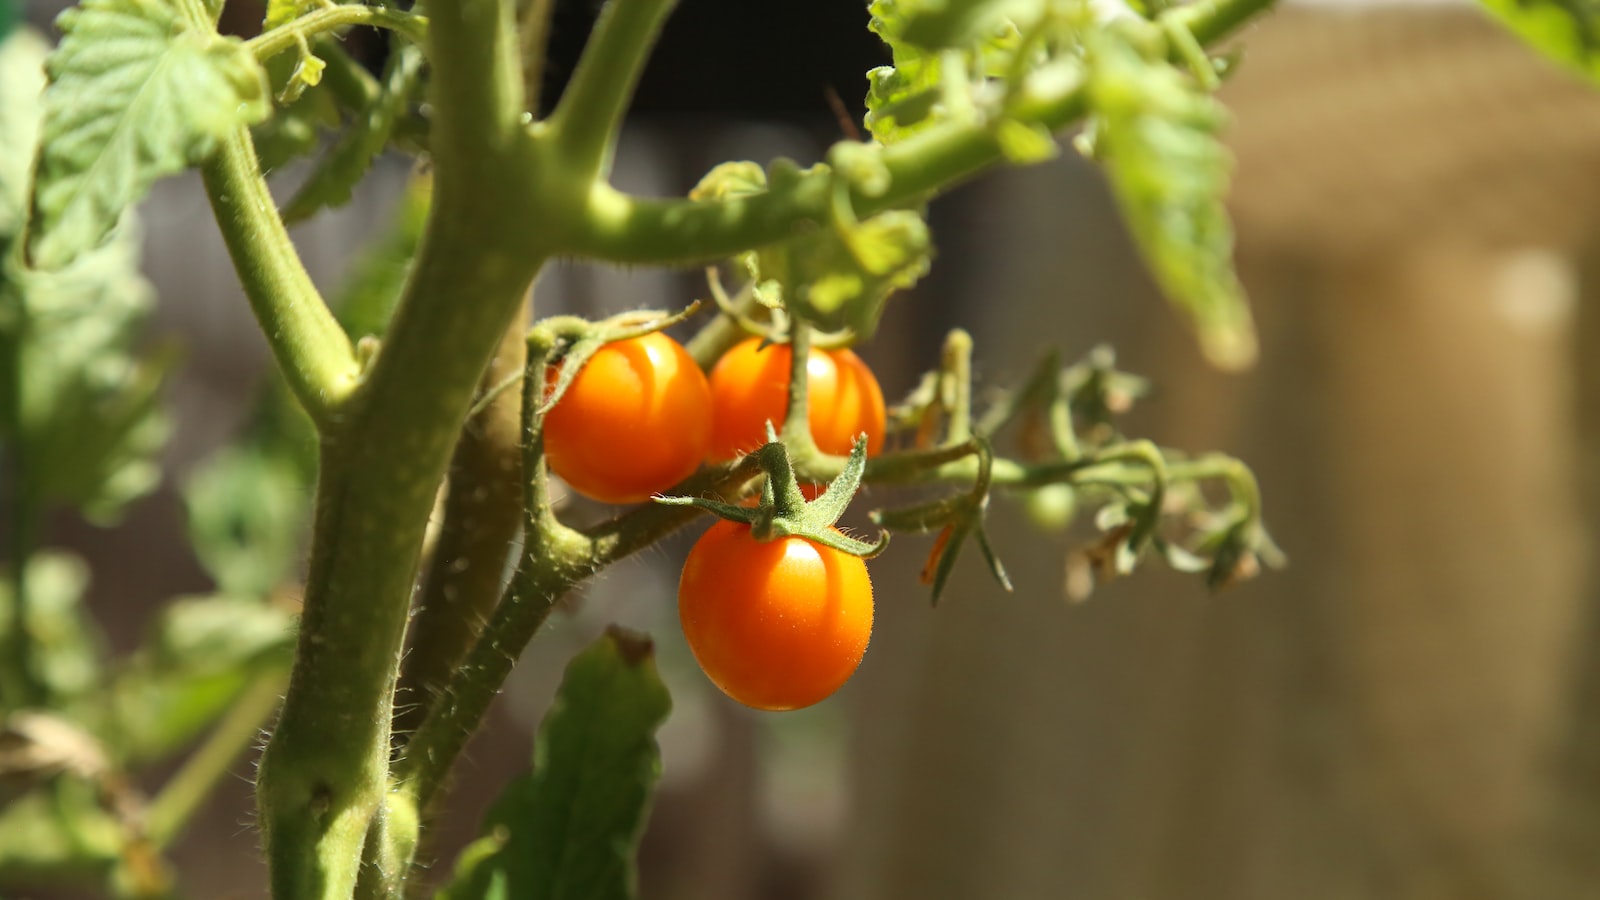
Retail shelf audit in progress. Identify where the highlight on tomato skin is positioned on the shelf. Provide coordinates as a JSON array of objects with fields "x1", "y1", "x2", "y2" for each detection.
[
  {"x1": 677, "y1": 519, "x2": 874, "y2": 712},
  {"x1": 542, "y1": 332, "x2": 713, "y2": 505},
  {"x1": 706, "y1": 337, "x2": 887, "y2": 463}
]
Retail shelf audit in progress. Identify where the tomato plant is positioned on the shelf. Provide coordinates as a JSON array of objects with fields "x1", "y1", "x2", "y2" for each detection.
[
  {"x1": 707, "y1": 337, "x2": 887, "y2": 461},
  {"x1": 23, "y1": 0, "x2": 1598, "y2": 890},
  {"x1": 543, "y1": 332, "x2": 712, "y2": 504},
  {"x1": 679, "y1": 519, "x2": 874, "y2": 711}
]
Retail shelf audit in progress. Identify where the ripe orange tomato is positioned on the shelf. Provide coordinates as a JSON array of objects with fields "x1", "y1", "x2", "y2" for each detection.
[
  {"x1": 678, "y1": 519, "x2": 874, "y2": 711},
  {"x1": 543, "y1": 332, "x2": 712, "y2": 504},
  {"x1": 706, "y1": 338, "x2": 886, "y2": 462}
]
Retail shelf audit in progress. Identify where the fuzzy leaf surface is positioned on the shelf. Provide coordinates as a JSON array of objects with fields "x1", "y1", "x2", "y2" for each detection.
[{"x1": 29, "y1": 0, "x2": 269, "y2": 268}]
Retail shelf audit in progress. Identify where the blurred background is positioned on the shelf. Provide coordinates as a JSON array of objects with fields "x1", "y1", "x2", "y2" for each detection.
[{"x1": 15, "y1": 0, "x2": 1600, "y2": 897}]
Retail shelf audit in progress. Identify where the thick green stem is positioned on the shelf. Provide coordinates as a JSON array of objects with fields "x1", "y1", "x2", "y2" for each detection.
[
  {"x1": 256, "y1": 233, "x2": 544, "y2": 900},
  {"x1": 246, "y1": 0, "x2": 540, "y2": 894},
  {"x1": 394, "y1": 458, "x2": 759, "y2": 810},
  {"x1": 394, "y1": 314, "x2": 528, "y2": 742},
  {"x1": 199, "y1": 130, "x2": 359, "y2": 428},
  {"x1": 548, "y1": 0, "x2": 678, "y2": 182}
]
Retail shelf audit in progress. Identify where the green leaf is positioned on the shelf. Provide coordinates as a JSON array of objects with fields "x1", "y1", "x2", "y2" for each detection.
[
  {"x1": 185, "y1": 448, "x2": 309, "y2": 599},
  {"x1": 1476, "y1": 0, "x2": 1600, "y2": 83},
  {"x1": 865, "y1": 0, "x2": 1036, "y2": 143},
  {"x1": 0, "y1": 27, "x2": 48, "y2": 241},
  {"x1": 333, "y1": 171, "x2": 432, "y2": 339},
  {"x1": 0, "y1": 776, "x2": 123, "y2": 876},
  {"x1": 28, "y1": 0, "x2": 270, "y2": 269},
  {"x1": 1086, "y1": 35, "x2": 1257, "y2": 370},
  {"x1": 281, "y1": 43, "x2": 427, "y2": 224},
  {"x1": 1, "y1": 219, "x2": 171, "y2": 523},
  {"x1": 0, "y1": 552, "x2": 104, "y2": 707},
  {"x1": 689, "y1": 161, "x2": 768, "y2": 201},
  {"x1": 437, "y1": 627, "x2": 671, "y2": 900},
  {"x1": 87, "y1": 595, "x2": 293, "y2": 762},
  {"x1": 752, "y1": 205, "x2": 932, "y2": 339}
]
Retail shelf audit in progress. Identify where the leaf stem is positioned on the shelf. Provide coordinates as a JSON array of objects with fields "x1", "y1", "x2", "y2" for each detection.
[
  {"x1": 393, "y1": 312, "x2": 528, "y2": 743},
  {"x1": 199, "y1": 130, "x2": 359, "y2": 428},
  {"x1": 549, "y1": 0, "x2": 678, "y2": 182},
  {"x1": 245, "y1": 6, "x2": 430, "y2": 62}
]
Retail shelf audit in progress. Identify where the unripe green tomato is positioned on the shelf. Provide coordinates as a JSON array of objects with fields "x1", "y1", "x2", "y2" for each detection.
[{"x1": 1023, "y1": 484, "x2": 1077, "y2": 532}]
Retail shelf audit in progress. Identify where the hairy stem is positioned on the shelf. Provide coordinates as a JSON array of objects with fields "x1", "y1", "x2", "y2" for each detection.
[
  {"x1": 246, "y1": 0, "x2": 541, "y2": 894},
  {"x1": 199, "y1": 130, "x2": 359, "y2": 428},
  {"x1": 394, "y1": 459, "x2": 759, "y2": 810},
  {"x1": 394, "y1": 312, "x2": 528, "y2": 743}
]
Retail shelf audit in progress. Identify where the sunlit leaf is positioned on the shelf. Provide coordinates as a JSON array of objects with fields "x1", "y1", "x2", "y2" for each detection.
[
  {"x1": 0, "y1": 27, "x2": 48, "y2": 240},
  {"x1": 1086, "y1": 34, "x2": 1257, "y2": 370},
  {"x1": 1476, "y1": 0, "x2": 1600, "y2": 83},
  {"x1": 2, "y1": 218, "x2": 170, "y2": 523},
  {"x1": 29, "y1": 0, "x2": 270, "y2": 268}
]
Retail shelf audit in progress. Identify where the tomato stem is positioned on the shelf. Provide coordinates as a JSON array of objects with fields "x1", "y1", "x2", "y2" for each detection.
[
  {"x1": 548, "y1": 0, "x2": 678, "y2": 184},
  {"x1": 198, "y1": 130, "x2": 360, "y2": 428},
  {"x1": 393, "y1": 309, "x2": 529, "y2": 744}
]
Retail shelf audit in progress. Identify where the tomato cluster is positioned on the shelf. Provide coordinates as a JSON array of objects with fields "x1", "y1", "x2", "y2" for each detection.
[{"x1": 541, "y1": 330, "x2": 885, "y2": 711}]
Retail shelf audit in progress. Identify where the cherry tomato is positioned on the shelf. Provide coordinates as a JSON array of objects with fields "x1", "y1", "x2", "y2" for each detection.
[
  {"x1": 678, "y1": 519, "x2": 874, "y2": 711},
  {"x1": 707, "y1": 338, "x2": 887, "y2": 462},
  {"x1": 543, "y1": 332, "x2": 712, "y2": 504}
]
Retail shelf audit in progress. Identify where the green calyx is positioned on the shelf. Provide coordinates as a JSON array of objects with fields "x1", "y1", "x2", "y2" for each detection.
[
  {"x1": 522, "y1": 301, "x2": 701, "y2": 415},
  {"x1": 656, "y1": 425, "x2": 888, "y2": 559}
]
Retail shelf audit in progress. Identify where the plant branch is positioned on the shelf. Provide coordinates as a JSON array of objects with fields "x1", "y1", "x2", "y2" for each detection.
[
  {"x1": 249, "y1": 0, "x2": 544, "y2": 894},
  {"x1": 395, "y1": 457, "x2": 761, "y2": 809},
  {"x1": 393, "y1": 310, "x2": 528, "y2": 743},
  {"x1": 548, "y1": 0, "x2": 678, "y2": 182},
  {"x1": 560, "y1": 0, "x2": 1278, "y2": 265},
  {"x1": 246, "y1": 6, "x2": 430, "y2": 62},
  {"x1": 200, "y1": 130, "x2": 360, "y2": 428}
]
